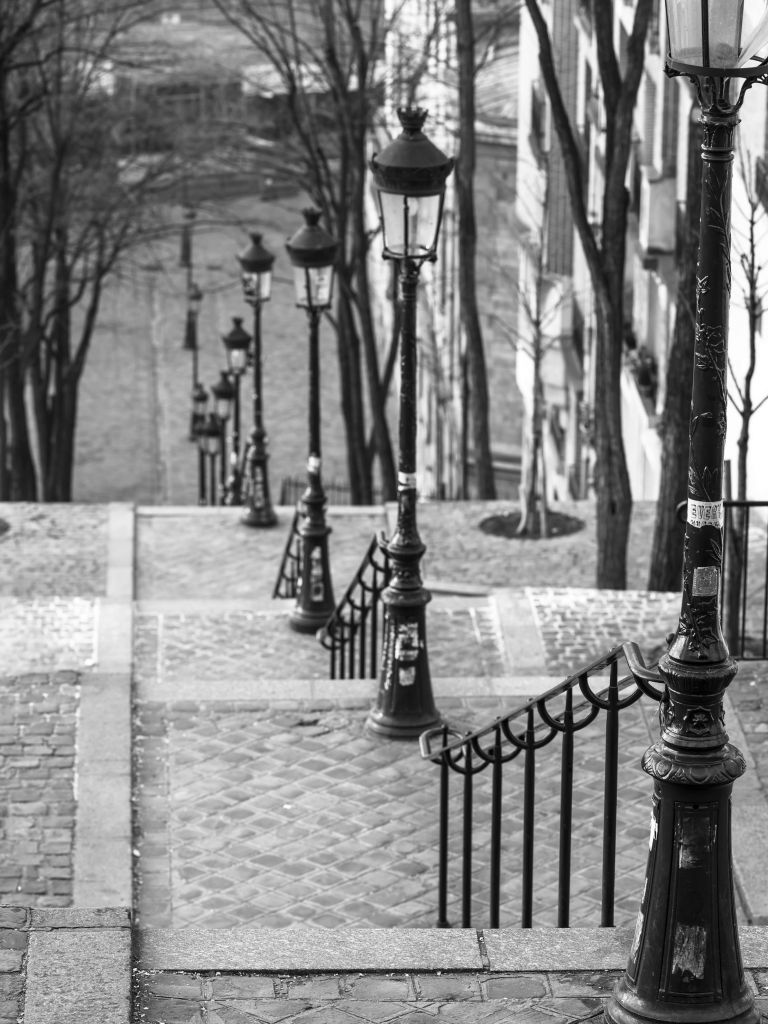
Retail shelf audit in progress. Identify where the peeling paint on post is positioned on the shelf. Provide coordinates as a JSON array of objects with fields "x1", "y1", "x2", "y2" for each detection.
[{"x1": 672, "y1": 924, "x2": 708, "y2": 983}]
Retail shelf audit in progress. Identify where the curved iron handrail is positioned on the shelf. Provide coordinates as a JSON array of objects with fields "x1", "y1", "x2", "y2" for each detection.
[
  {"x1": 272, "y1": 507, "x2": 302, "y2": 599},
  {"x1": 419, "y1": 641, "x2": 666, "y2": 930},
  {"x1": 318, "y1": 532, "x2": 390, "y2": 679}
]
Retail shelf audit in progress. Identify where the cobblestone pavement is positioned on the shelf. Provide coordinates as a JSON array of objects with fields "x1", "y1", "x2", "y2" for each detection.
[
  {"x1": 530, "y1": 588, "x2": 680, "y2": 674},
  {"x1": 130, "y1": 504, "x2": 767, "y2": 933},
  {"x1": 0, "y1": 504, "x2": 108, "y2": 597},
  {"x1": 133, "y1": 605, "x2": 508, "y2": 687},
  {"x1": 133, "y1": 695, "x2": 656, "y2": 931},
  {"x1": 0, "y1": 674, "x2": 79, "y2": 908},
  {"x1": 0, "y1": 499, "x2": 766, "y2": 939},
  {"x1": 135, "y1": 966, "x2": 625, "y2": 1024},
  {"x1": 0, "y1": 906, "x2": 27, "y2": 1023}
]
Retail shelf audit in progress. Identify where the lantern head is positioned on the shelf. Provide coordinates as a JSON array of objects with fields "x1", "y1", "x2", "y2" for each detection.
[
  {"x1": 238, "y1": 232, "x2": 274, "y2": 305},
  {"x1": 665, "y1": 0, "x2": 768, "y2": 71},
  {"x1": 285, "y1": 208, "x2": 339, "y2": 310},
  {"x1": 370, "y1": 107, "x2": 454, "y2": 262}
]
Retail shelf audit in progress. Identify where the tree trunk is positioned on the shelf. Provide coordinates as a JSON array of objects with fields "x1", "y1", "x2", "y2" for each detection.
[
  {"x1": 455, "y1": 0, "x2": 496, "y2": 499},
  {"x1": 648, "y1": 114, "x2": 702, "y2": 591},
  {"x1": 336, "y1": 290, "x2": 371, "y2": 503},
  {"x1": 593, "y1": 288, "x2": 632, "y2": 589},
  {"x1": 348, "y1": 135, "x2": 397, "y2": 502}
]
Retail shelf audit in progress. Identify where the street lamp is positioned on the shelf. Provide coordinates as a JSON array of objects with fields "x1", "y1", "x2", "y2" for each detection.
[
  {"x1": 605, "y1": 6, "x2": 768, "y2": 1024},
  {"x1": 238, "y1": 232, "x2": 278, "y2": 527},
  {"x1": 185, "y1": 282, "x2": 204, "y2": 440},
  {"x1": 366, "y1": 107, "x2": 454, "y2": 739},
  {"x1": 285, "y1": 208, "x2": 339, "y2": 633},
  {"x1": 198, "y1": 413, "x2": 221, "y2": 507},
  {"x1": 193, "y1": 384, "x2": 209, "y2": 504},
  {"x1": 210, "y1": 370, "x2": 235, "y2": 506},
  {"x1": 221, "y1": 317, "x2": 251, "y2": 505}
]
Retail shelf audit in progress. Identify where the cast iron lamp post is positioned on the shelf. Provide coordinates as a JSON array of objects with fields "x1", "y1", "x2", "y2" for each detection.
[
  {"x1": 185, "y1": 282, "x2": 204, "y2": 440},
  {"x1": 238, "y1": 232, "x2": 278, "y2": 527},
  {"x1": 606, "y1": 5, "x2": 768, "y2": 1024},
  {"x1": 365, "y1": 107, "x2": 453, "y2": 739},
  {"x1": 210, "y1": 371, "x2": 236, "y2": 506},
  {"x1": 221, "y1": 317, "x2": 251, "y2": 505},
  {"x1": 193, "y1": 385, "x2": 209, "y2": 504},
  {"x1": 285, "y1": 208, "x2": 339, "y2": 633},
  {"x1": 198, "y1": 413, "x2": 222, "y2": 507}
]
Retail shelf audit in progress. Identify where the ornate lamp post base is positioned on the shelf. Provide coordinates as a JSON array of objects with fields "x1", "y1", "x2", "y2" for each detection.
[
  {"x1": 242, "y1": 504, "x2": 278, "y2": 528},
  {"x1": 289, "y1": 486, "x2": 334, "y2": 633},
  {"x1": 365, "y1": 529, "x2": 441, "y2": 739},
  {"x1": 289, "y1": 527, "x2": 335, "y2": 632},
  {"x1": 606, "y1": 656, "x2": 756, "y2": 1024},
  {"x1": 242, "y1": 433, "x2": 277, "y2": 528}
]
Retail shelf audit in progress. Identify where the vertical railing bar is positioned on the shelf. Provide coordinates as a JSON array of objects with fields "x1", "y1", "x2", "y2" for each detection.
[
  {"x1": 601, "y1": 658, "x2": 620, "y2": 927},
  {"x1": 762, "y1": 509, "x2": 768, "y2": 657},
  {"x1": 461, "y1": 744, "x2": 473, "y2": 927},
  {"x1": 740, "y1": 504, "x2": 750, "y2": 657},
  {"x1": 370, "y1": 562, "x2": 382, "y2": 679},
  {"x1": 557, "y1": 686, "x2": 575, "y2": 928},
  {"x1": 358, "y1": 596, "x2": 367, "y2": 680},
  {"x1": 521, "y1": 707, "x2": 535, "y2": 928},
  {"x1": 348, "y1": 608, "x2": 357, "y2": 681},
  {"x1": 489, "y1": 726, "x2": 502, "y2": 929},
  {"x1": 437, "y1": 726, "x2": 450, "y2": 928}
]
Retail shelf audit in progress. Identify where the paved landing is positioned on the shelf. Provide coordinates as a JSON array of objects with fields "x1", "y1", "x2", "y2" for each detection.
[{"x1": 133, "y1": 689, "x2": 657, "y2": 931}]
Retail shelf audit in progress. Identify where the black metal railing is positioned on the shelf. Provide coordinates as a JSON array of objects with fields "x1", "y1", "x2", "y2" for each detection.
[
  {"x1": 279, "y1": 476, "x2": 382, "y2": 507},
  {"x1": 272, "y1": 508, "x2": 302, "y2": 599},
  {"x1": 318, "y1": 533, "x2": 391, "y2": 679},
  {"x1": 419, "y1": 642, "x2": 663, "y2": 930},
  {"x1": 722, "y1": 500, "x2": 768, "y2": 659}
]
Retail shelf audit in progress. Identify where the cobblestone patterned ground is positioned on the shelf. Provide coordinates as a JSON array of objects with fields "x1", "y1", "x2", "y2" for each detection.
[
  {"x1": 135, "y1": 967, "x2": 624, "y2": 1024},
  {"x1": 0, "y1": 673, "x2": 79, "y2": 907},
  {"x1": 133, "y1": 604, "x2": 507, "y2": 687},
  {"x1": 0, "y1": 505, "x2": 108, "y2": 597},
  {"x1": 133, "y1": 694, "x2": 656, "y2": 931},
  {"x1": 0, "y1": 599, "x2": 97, "y2": 673},
  {"x1": 0, "y1": 906, "x2": 27, "y2": 1024},
  {"x1": 416, "y1": 501, "x2": 658, "y2": 592},
  {"x1": 529, "y1": 588, "x2": 680, "y2": 674}
]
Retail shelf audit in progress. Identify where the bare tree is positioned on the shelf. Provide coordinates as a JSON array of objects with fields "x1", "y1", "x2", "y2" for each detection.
[
  {"x1": 524, "y1": 0, "x2": 654, "y2": 587},
  {"x1": 721, "y1": 144, "x2": 768, "y2": 644},
  {"x1": 454, "y1": 0, "x2": 496, "y2": 499},
  {"x1": 648, "y1": 111, "x2": 702, "y2": 592},
  {"x1": 212, "y1": 0, "x2": 398, "y2": 503},
  {"x1": 0, "y1": 0, "x2": 177, "y2": 500}
]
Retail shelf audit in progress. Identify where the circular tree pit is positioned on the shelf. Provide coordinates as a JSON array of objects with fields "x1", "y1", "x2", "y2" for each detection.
[{"x1": 479, "y1": 509, "x2": 585, "y2": 540}]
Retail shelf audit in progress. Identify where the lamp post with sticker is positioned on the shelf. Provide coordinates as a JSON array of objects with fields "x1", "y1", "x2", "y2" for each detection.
[
  {"x1": 365, "y1": 108, "x2": 453, "y2": 738},
  {"x1": 606, "y1": 5, "x2": 768, "y2": 1024},
  {"x1": 285, "y1": 209, "x2": 339, "y2": 633}
]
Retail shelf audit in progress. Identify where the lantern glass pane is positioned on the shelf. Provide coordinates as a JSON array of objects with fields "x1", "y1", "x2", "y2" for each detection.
[
  {"x1": 293, "y1": 265, "x2": 334, "y2": 308},
  {"x1": 227, "y1": 346, "x2": 249, "y2": 374},
  {"x1": 201, "y1": 428, "x2": 220, "y2": 455},
  {"x1": 708, "y1": 0, "x2": 742, "y2": 66},
  {"x1": 215, "y1": 394, "x2": 231, "y2": 420},
  {"x1": 378, "y1": 191, "x2": 441, "y2": 258},
  {"x1": 667, "y1": 0, "x2": 705, "y2": 63},
  {"x1": 242, "y1": 270, "x2": 272, "y2": 303}
]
